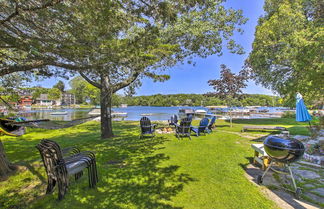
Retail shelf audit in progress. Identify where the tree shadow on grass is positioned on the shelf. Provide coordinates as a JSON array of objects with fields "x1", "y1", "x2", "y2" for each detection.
[{"x1": 2, "y1": 122, "x2": 195, "y2": 209}]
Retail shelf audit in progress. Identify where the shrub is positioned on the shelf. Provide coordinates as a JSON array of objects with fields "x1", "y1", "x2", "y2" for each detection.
[{"x1": 282, "y1": 111, "x2": 296, "y2": 118}]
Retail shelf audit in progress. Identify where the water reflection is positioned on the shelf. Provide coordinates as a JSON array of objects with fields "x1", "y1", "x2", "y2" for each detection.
[{"x1": 18, "y1": 108, "x2": 91, "y2": 121}]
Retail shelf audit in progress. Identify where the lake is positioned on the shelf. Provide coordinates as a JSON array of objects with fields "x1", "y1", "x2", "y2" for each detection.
[{"x1": 16, "y1": 106, "x2": 288, "y2": 121}]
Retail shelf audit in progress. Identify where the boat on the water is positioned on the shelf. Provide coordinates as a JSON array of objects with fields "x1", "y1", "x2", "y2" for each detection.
[
  {"x1": 112, "y1": 112, "x2": 127, "y2": 117},
  {"x1": 140, "y1": 113, "x2": 153, "y2": 116},
  {"x1": 88, "y1": 109, "x2": 127, "y2": 117},
  {"x1": 50, "y1": 111, "x2": 68, "y2": 115},
  {"x1": 120, "y1": 104, "x2": 128, "y2": 108},
  {"x1": 88, "y1": 109, "x2": 100, "y2": 115},
  {"x1": 194, "y1": 109, "x2": 207, "y2": 116},
  {"x1": 178, "y1": 108, "x2": 195, "y2": 118}
]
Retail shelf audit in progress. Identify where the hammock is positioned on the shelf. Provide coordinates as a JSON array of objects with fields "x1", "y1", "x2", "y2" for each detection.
[
  {"x1": 0, "y1": 96, "x2": 100, "y2": 135},
  {"x1": 0, "y1": 118, "x2": 27, "y2": 136},
  {"x1": 6, "y1": 115, "x2": 99, "y2": 130}
]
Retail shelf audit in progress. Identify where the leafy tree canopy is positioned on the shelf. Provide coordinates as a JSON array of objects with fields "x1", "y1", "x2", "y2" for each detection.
[
  {"x1": 0, "y1": 0, "x2": 247, "y2": 138},
  {"x1": 247, "y1": 0, "x2": 324, "y2": 103},
  {"x1": 207, "y1": 64, "x2": 249, "y2": 99}
]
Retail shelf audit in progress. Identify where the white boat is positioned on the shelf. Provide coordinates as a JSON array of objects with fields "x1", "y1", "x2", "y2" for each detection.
[
  {"x1": 194, "y1": 109, "x2": 207, "y2": 116},
  {"x1": 50, "y1": 111, "x2": 68, "y2": 115},
  {"x1": 112, "y1": 112, "x2": 127, "y2": 117},
  {"x1": 140, "y1": 113, "x2": 153, "y2": 116},
  {"x1": 88, "y1": 109, "x2": 100, "y2": 115},
  {"x1": 88, "y1": 109, "x2": 127, "y2": 117}
]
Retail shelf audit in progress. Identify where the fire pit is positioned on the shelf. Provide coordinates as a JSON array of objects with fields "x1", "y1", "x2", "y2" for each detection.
[{"x1": 257, "y1": 135, "x2": 305, "y2": 199}]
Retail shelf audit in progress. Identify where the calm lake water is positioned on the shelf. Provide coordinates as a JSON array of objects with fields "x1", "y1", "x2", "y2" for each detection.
[{"x1": 16, "y1": 106, "x2": 288, "y2": 121}]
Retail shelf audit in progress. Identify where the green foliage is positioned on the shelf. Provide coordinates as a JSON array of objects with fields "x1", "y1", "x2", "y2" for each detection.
[
  {"x1": 31, "y1": 87, "x2": 49, "y2": 100},
  {"x1": 248, "y1": 0, "x2": 324, "y2": 103},
  {"x1": 281, "y1": 111, "x2": 296, "y2": 118},
  {"x1": 69, "y1": 76, "x2": 88, "y2": 104},
  {"x1": 121, "y1": 93, "x2": 280, "y2": 107},
  {"x1": 69, "y1": 76, "x2": 122, "y2": 106},
  {"x1": 53, "y1": 81, "x2": 65, "y2": 92},
  {"x1": 47, "y1": 88, "x2": 61, "y2": 100}
]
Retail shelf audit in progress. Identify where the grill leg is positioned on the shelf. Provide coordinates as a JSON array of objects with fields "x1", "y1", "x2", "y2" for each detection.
[
  {"x1": 287, "y1": 164, "x2": 297, "y2": 191},
  {"x1": 261, "y1": 161, "x2": 274, "y2": 180}
]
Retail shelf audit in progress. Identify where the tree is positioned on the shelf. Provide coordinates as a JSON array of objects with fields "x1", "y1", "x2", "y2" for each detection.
[
  {"x1": 69, "y1": 76, "x2": 87, "y2": 104},
  {"x1": 53, "y1": 81, "x2": 65, "y2": 93},
  {"x1": 75, "y1": 1, "x2": 247, "y2": 138},
  {"x1": 247, "y1": 0, "x2": 324, "y2": 103},
  {"x1": 48, "y1": 88, "x2": 61, "y2": 101},
  {"x1": 207, "y1": 64, "x2": 249, "y2": 127},
  {"x1": 31, "y1": 87, "x2": 47, "y2": 100},
  {"x1": 84, "y1": 83, "x2": 100, "y2": 105},
  {"x1": 1, "y1": 0, "x2": 247, "y2": 139}
]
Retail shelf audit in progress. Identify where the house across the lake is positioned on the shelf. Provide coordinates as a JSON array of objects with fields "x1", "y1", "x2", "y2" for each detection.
[
  {"x1": 35, "y1": 94, "x2": 54, "y2": 106},
  {"x1": 61, "y1": 93, "x2": 75, "y2": 106},
  {"x1": 19, "y1": 96, "x2": 33, "y2": 107}
]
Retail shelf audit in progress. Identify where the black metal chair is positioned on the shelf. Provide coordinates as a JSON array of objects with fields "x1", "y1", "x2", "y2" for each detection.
[
  {"x1": 191, "y1": 117, "x2": 209, "y2": 136},
  {"x1": 175, "y1": 117, "x2": 192, "y2": 139},
  {"x1": 36, "y1": 139, "x2": 98, "y2": 200},
  {"x1": 140, "y1": 117, "x2": 157, "y2": 138}
]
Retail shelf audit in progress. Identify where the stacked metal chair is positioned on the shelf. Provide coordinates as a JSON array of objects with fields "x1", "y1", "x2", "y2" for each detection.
[
  {"x1": 36, "y1": 139, "x2": 98, "y2": 200},
  {"x1": 139, "y1": 117, "x2": 157, "y2": 138}
]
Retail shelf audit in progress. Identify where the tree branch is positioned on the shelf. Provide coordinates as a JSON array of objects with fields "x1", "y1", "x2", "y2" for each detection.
[
  {"x1": 79, "y1": 72, "x2": 102, "y2": 89},
  {"x1": 0, "y1": 0, "x2": 63, "y2": 25},
  {"x1": 112, "y1": 70, "x2": 141, "y2": 93},
  {"x1": 0, "y1": 59, "x2": 96, "y2": 77}
]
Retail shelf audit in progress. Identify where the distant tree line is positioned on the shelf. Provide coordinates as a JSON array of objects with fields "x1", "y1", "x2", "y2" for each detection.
[{"x1": 115, "y1": 94, "x2": 281, "y2": 107}]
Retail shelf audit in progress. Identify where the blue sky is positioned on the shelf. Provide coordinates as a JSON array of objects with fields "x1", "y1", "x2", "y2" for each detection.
[{"x1": 32, "y1": 0, "x2": 274, "y2": 96}]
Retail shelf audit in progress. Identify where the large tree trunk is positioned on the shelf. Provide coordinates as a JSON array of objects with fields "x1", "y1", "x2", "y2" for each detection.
[
  {"x1": 100, "y1": 77, "x2": 114, "y2": 139},
  {"x1": 0, "y1": 140, "x2": 15, "y2": 178}
]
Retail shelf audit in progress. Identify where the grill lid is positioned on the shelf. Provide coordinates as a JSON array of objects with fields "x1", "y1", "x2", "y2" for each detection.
[
  {"x1": 264, "y1": 135, "x2": 304, "y2": 151},
  {"x1": 263, "y1": 135, "x2": 305, "y2": 163}
]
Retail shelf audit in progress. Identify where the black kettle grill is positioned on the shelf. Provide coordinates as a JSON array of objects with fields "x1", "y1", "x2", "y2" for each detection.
[{"x1": 257, "y1": 135, "x2": 305, "y2": 199}]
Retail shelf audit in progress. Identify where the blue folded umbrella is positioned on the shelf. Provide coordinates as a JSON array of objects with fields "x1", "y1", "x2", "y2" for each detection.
[{"x1": 296, "y1": 93, "x2": 312, "y2": 122}]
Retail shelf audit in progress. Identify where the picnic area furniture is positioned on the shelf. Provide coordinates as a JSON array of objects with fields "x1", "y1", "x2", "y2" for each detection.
[
  {"x1": 36, "y1": 139, "x2": 98, "y2": 200},
  {"x1": 175, "y1": 117, "x2": 192, "y2": 139},
  {"x1": 242, "y1": 125, "x2": 287, "y2": 132},
  {"x1": 140, "y1": 117, "x2": 157, "y2": 138},
  {"x1": 251, "y1": 143, "x2": 271, "y2": 170},
  {"x1": 168, "y1": 114, "x2": 178, "y2": 126},
  {"x1": 191, "y1": 117, "x2": 209, "y2": 136},
  {"x1": 206, "y1": 116, "x2": 216, "y2": 133}
]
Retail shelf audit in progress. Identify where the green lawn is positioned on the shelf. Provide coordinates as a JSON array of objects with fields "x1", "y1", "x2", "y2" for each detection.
[{"x1": 0, "y1": 118, "x2": 312, "y2": 209}]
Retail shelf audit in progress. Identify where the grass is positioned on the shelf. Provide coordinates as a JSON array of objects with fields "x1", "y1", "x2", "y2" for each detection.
[{"x1": 0, "y1": 118, "x2": 312, "y2": 209}]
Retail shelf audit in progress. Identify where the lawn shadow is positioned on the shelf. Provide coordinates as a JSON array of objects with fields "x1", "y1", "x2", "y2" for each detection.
[
  {"x1": 230, "y1": 118, "x2": 294, "y2": 125},
  {"x1": 215, "y1": 124, "x2": 231, "y2": 128},
  {"x1": 24, "y1": 122, "x2": 195, "y2": 208}
]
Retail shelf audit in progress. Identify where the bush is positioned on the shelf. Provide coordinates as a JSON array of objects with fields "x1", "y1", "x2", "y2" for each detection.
[{"x1": 282, "y1": 111, "x2": 296, "y2": 118}]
